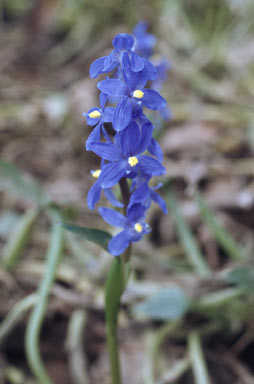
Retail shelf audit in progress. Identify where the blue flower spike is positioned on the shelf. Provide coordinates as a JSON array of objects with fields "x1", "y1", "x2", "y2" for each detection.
[{"x1": 84, "y1": 22, "x2": 170, "y2": 257}]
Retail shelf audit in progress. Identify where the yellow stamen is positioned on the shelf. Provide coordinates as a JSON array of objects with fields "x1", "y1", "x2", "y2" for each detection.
[
  {"x1": 128, "y1": 156, "x2": 138, "y2": 167},
  {"x1": 133, "y1": 89, "x2": 144, "y2": 99},
  {"x1": 91, "y1": 169, "x2": 101, "y2": 178},
  {"x1": 134, "y1": 223, "x2": 143, "y2": 233},
  {"x1": 88, "y1": 110, "x2": 101, "y2": 118}
]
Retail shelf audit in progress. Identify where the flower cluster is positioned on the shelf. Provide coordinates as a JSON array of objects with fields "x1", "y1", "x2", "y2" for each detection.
[{"x1": 84, "y1": 24, "x2": 169, "y2": 256}]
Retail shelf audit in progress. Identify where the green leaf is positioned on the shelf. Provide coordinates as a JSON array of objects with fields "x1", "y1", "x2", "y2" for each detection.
[
  {"x1": 196, "y1": 193, "x2": 247, "y2": 261},
  {"x1": 227, "y1": 267, "x2": 254, "y2": 292},
  {"x1": 133, "y1": 286, "x2": 189, "y2": 321},
  {"x1": 2, "y1": 209, "x2": 38, "y2": 271},
  {"x1": 62, "y1": 223, "x2": 112, "y2": 252},
  {"x1": 0, "y1": 159, "x2": 48, "y2": 205}
]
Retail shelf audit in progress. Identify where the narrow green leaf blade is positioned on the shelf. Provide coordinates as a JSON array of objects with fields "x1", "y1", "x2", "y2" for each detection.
[
  {"x1": 133, "y1": 286, "x2": 189, "y2": 321},
  {"x1": 62, "y1": 223, "x2": 112, "y2": 252},
  {"x1": 2, "y1": 209, "x2": 38, "y2": 271}
]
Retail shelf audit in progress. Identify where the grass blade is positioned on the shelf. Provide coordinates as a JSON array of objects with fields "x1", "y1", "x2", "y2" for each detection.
[
  {"x1": 25, "y1": 212, "x2": 64, "y2": 384},
  {"x1": 188, "y1": 331, "x2": 211, "y2": 384},
  {"x1": 2, "y1": 209, "x2": 38, "y2": 271},
  {"x1": 0, "y1": 294, "x2": 37, "y2": 345}
]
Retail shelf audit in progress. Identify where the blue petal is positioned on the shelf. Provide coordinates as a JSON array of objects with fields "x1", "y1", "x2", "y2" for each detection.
[
  {"x1": 103, "y1": 107, "x2": 114, "y2": 123},
  {"x1": 99, "y1": 161, "x2": 126, "y2": 188},
  {"x1": 130, "y1": 183, "x2": 150, "y2": 204},
  {"x1": 130, "y1": 52, "x2": 144, "y2": 72},
  {"x1": 112, "y1": 34, "x2": 135, "y2": 51},
  {"x1": 137, "y1": 121, "x2": 153, "y2": 154},
  {"x1": 142, "y1": 89, "x2": 166, "y2": 110},
  {"x1": 143, "y1": 59, "x2": 158, "y2": 81},
  {"x1": 113, "y1": 96, "x2": 132, "y2": 132},
  {"x1": 127, "y1": 203, "x2": 146, "y2": 222},
  {"x1": 103, "y1": 51, "x2": 119, "y2": 72},
  {"x1": 101, "y1": 126, "x2": 113, "y2": 143},
  {"x1": 151, "y1": 191, "x2": 168, "y2": 214},
  {"x1": 104, "y1": 188, "x2": 124, "y2": 208},
  {"x1": 138, "y1": 155, "x2": 165, "y2": 176},
  {"x1": 122, "y1": 53, "x2": 139, "y2": 91},
  {"x1": 89, "y1": 142, "x2": 122, "y2": 160},
  {"x1": 99, "y1": 92, "x2": 108, "y2": 109},
  {"x1": 89, "y1": 56, "x2": 106, "y2": 78},
  {"x1": 98, "y1": 207, "x2": 127, "y2": 227},
  {"x1": 108, "y1": 230, "x2": 130, "y2": 256},
  {"x1": 97, "y1": 79, "x2": 128, "y2": 97},
  {"x1": 84, "y1": 108, "x2": 101, "y2": 126},
  {"x1": 148, "y1": 138, "x2": 163, "y2": 162},
  {"x1": 86, "y1": 124, "x2": 101, "y2": 151},
  {"x1": 87, "y1": 181, "x2": 101, "y2": 210},
  {"x1": 119, "y1": 121, "x2": 140, "y2": 156}
]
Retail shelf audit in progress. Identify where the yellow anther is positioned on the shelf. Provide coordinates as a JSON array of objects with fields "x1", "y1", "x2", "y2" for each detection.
[
  {"x1": 91, "y1": 169, "x2": 101, "y2": 178},
  {"x1": 133, "y1": 89, "x2": 144, "y2": 99},
  {"x1": 134, "y1": 223, "x2": 143, "y2": 233},
  {"x1": 88, "y1": 110, "x2": 101, "y2": 118},
  {"x1": 128, "y1": 156, "x2": 139, "y2": 167}
]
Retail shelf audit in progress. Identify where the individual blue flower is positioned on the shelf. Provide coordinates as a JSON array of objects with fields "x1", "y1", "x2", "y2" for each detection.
[
  {"x1": 99, "y1": 203, "x2": 151, "y2": 255},
  {"x1": 152, "y1": 58, "x2": 170, "y2": 92},
  {"x1": 129, "y1": 181, "x2": 168, "y2": 214},
  {"x1": 89, "y1": 33, "x2": 145, "y2": 78},
  {"x1": 83, "y1": 93, "x2": 114, "y2": 150},
  {"x1": 87, "y1": 167, "x2": 124, "y2": 210},
  {"x1": 89, "y1": 121, "x2": 165, "y2": 188},
  {"x1": 133, "y1": 21, "x2": 157, "y2": 58},
  {"x1": 97, "y1": 57, "x2": 166, "y2": 132}
]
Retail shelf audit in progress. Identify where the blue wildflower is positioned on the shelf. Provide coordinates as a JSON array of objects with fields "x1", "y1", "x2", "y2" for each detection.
[
  {"x1": 97, "y1": 67, "x2": 166, "y2": 131},
  {"x1": 89, "y1": 121, "x2": 165, "y2": 188},
  {"x1": 84, "y1": 25, "x2": 169, "y2": 257},
  {"x1": 133, "y1": 21, "x2": 157, "y2": 58},
  {"x1": 83, "y1": 93, "x2": 114, "y2": 150},
  {"x1": 89, "y1": 33, "x2": 144, "y2": 78},
  {"x1": 99, "y1": 204, "x2": 151, "y2": 256},
  {"x1": 87, "y1": 168, "x2": 124, "y2": 210},
  {"x1": 129, "y1": 180, "x2": 168, "y2": 214}
]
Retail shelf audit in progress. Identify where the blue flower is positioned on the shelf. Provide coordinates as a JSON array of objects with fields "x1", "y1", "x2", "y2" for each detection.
[
  {"x1": 87, "y1": 167, "x2": 124, "y2": 210},
  {"x1": 97, "y1": 60, "x2": 166, "y2": 132},
  {"x1": 89, "y1": 33, "x2": 145, "y2": 78},
  {"x1": 83, "y1": 93, "x2": 114, "y2": 150},
  {"x1": 84, "y1": 26, "x2": 169, "y2": 257},
  {"x1": 133, "y1": 21, "x2": 157, "y2": 58},
  {"x1": 152, "y1": 58, "x2": 171, "y2": 92},
  {"x1": 99, "y1": 204, "x2": 151, "y2": 255},
  {"x1": 129, "y1": 180, "x2": 168, "y2": 214},
  {"x1": 89, "y1": 121, "x2": 165, "y2": 188}
]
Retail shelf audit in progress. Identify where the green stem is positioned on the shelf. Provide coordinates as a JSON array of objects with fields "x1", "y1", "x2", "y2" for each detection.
[
  {"x1": 105, "y1": 179, "x2": 131, "y2": 384},
  {"x1": 105, "y1": 257, "x2": 125, "y2": 384},
  {"x1": 106, "y1": 324, "x2": 121, "y2": 384}
]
